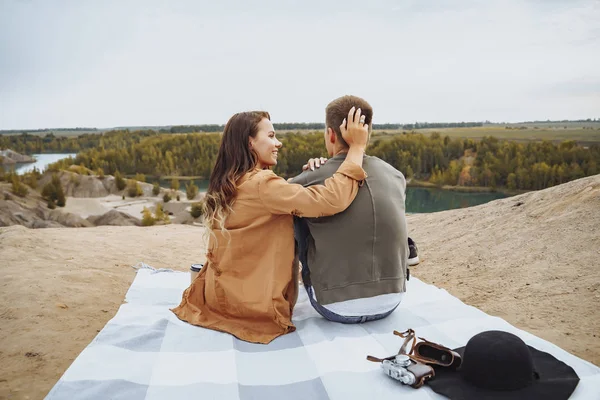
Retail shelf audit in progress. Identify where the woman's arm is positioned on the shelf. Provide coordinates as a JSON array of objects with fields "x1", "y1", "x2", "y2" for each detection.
[
  {"x1": 258, "y1": 107, "x2": 369, "y2": 217},
  {"x1": 341, "y1": 106, "x2": 369, "y2": 166}
]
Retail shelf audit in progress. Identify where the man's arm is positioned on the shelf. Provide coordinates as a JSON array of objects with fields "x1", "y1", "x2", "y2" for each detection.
[
  {"x1": 289, "y1": 168, "x2": 320, "y2": 286},
  {"x1": 293, "y1": 216, "x2": 312, "y2": 286}
]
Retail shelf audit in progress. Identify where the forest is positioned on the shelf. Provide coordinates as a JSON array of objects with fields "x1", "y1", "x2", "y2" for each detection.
[{"x1": 3, "y1": 128, "x2": 596, "y2": 191}]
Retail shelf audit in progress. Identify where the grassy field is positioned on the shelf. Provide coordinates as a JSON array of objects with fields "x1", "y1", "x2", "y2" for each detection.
[
  {"x1": 3, "y1": 122, "x2": 600, "y2": 144},
  {"x1": 370, "y1": 125, "x2": 600, "y2": 145}
]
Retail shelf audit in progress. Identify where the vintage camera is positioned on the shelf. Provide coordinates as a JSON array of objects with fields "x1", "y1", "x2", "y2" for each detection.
[{"x1": 378, "y1": 354, "x2": 435, "y2": 388}]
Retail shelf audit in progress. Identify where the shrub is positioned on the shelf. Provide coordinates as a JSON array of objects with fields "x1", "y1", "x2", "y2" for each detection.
[
  {"x1": 97, "y1": 168, "x2": 105, "y2": 179},
  {"x1": 69, "y1": 173, "x2": 81, "y2": 187},
  {"x1": 127, "y1": 180, "x2": 143, "y2": 197},
  {"x1": 2, "y1": 173, "x2": 13, "y2": 187},
  {"x1": 152, "y1": 182, "x2": 160, "y2": 196},
  {"x1": 186, "y1": 181, "x2": 198, "y2": 200},
  {"x1": 141, "y1": 207, "x2": 155, "y2": 226},
  {"x1": 11, "y1": 175, "x2": 28, "y2": 197},
  {"x1": 134, "y1": 173, "x2": 146, "y2": 183},
  {"x1": 141, "y1": 204, "x2": 170, "y2": 226},
  {"x1": 170, "y1": 178, "x2": 179, "y2": 191},
  {"x1": 42, "y1": 174, "x2": 66, "y2": 207},
  {"x1": 52, "y1": 174, "x2": 66, "y2": 207},
  {"x1": 80, "y1": 163, "x2": 91, "y2": 175},
  {"x1": 127, "y1": 180, "x2": 136, "y2": 197},
  {"x1": 41, "y1": 182, "x2": 53, "y2": 199},
  {"x1": 163, "y1": 192, "x2": 171, "y2": 203},
  {"x1": 56, "y1": 187, "x2": 66, "y2": 207},
  {"x1": 155, "y1": 203, "x2": 170, "y2": 224},
  {"x1": 176, "y1": 194, "x2": 180, "y2": 201},
  {"x1": 18, "y1": 168, "x2": 41, "y2": 190},
  {"x1": 25, "y1": 173, "x2": 38, "y2": 189},
  {"x1": 46, "y1": 163, "x2": 60, "y2": 173},
  {"x1": 68, "y1": 164, "x2": 92, "y2": 175},
  {"x1": 155, "y1": 203, "x2": 165, "y2": 220},
  {"x1": 114, "y1": 171, "x2": 126, "y2": 191},
  {"x1": 190, "y1": 201, "x2": 204, "y2": 219}
]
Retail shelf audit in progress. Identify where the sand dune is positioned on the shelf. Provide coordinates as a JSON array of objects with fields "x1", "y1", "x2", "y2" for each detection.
[{"x1": 0, "y1": 175, "x2": 599, "y2": 399}]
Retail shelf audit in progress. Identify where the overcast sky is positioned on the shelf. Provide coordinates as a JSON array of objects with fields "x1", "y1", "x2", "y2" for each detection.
[{"x1": 0, "y1": 0, "x2": 599, "y2": 129}]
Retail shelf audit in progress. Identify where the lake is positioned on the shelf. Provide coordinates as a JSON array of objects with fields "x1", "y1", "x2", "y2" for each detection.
[
  {"x1": 9, "y1": 154, "x2": 508, "y2": 212},
  {"x1": 158, "y1": 178, "x2": 508, "y2": 213},
  {"x1": 12, "y1": 153, "x2": 77, "y2": 175},
  {"x1": 405, "y1": 187, "x2": 507, "y2": 213}
]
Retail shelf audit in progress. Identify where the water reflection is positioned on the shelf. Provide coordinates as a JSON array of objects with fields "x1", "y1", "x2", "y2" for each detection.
[
  {"x1": 405, "y1": 187, "x2": 507, "y2": 213},
  {"x1": 158, "y1": 179, "x2": 508, "y2": 213},
  {"x1": 12, "y1": 153, "x2": 77, "y2": 174}
]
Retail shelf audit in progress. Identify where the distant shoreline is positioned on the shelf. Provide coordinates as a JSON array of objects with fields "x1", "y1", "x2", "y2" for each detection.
[
  {"x1": 407, "y1": 179, "x2": 526, "y2": 196},
  {"x1": 135, "y1": 175, "x2": 526, "y2": 196}
]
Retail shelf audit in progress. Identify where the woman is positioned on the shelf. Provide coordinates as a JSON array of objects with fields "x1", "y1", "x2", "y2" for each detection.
[{"x1": 171, "y1": 107, "x2": 369, "y2": 343}]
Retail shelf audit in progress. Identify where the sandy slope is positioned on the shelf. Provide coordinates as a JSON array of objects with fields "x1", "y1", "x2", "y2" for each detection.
[
  {"x1": 0, "y1": 175, "x2": 599, "y2": 399},
  {"x1": 406, "y1": 174, "x2": 600, "y2": 368}
]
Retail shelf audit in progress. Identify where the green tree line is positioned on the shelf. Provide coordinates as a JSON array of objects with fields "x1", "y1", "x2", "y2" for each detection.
[
  {"x1": 157, "y1": 123, "x2": 330, "y2": 133},
  {"x1": 367, "y1": 133, "x2": 598, "y2": 190},
  {"x1": 0, "y1": 130, "x2": 159, "y2": 154},
  {"x1": 38, "y1": 129, "x2": 599, "y2": 191},
  {"x1": 49, "y1": 133, "x2": 222, "y2": 178},
  {"x1": 0, "y1": 127, "x2": 98, "y2": 135},
  {"x1": 158, "y1": 122, "x2": 485, "y2": 133}
]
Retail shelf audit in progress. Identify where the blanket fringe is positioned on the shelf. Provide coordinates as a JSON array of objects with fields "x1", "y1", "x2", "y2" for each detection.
[{"x1": 131, "y1": 262, "x2": 177, "y2": 274}]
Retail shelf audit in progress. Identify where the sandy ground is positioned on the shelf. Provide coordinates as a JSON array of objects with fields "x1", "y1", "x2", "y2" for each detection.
[
  {"x1": 0, "y1": 225, "x2": 207, "y2": 400},
  {"x1": 60, "y1": 195, "x2": 159, "y2": 219},
  {"x1": 1, "y1": 175, "x2": 599, "y2": 399},
  {"x1": 407, "y1": 176, "x2": 600, "y2": 368},
  {"x1": 60, "y1": 194, "x2": 195, "y2": 223}
]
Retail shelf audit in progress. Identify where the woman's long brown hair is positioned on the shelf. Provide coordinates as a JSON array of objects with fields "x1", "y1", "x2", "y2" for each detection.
[{"x1": 203, "y1": 111, "x2": 270, "y2": 239}]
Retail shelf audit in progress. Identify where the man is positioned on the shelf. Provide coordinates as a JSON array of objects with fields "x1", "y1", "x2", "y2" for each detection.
[{"x1": 290, "y1": 95, "x2": 412, "y2": 323}]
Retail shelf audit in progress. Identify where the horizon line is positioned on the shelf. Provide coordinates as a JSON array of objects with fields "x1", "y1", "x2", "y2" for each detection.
[{"x1": 2, "y1": 118, "x2": 600, "y2": 133}]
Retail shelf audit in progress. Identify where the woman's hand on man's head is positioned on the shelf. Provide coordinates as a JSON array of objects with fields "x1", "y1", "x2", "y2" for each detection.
[{"x1": 340, "y1": 106, "x2": 368, "y2": 149}]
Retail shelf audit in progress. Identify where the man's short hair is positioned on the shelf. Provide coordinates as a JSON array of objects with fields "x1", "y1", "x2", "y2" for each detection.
[{"x1": 325, "y1": 95, "x2": 373, "y2": 148}]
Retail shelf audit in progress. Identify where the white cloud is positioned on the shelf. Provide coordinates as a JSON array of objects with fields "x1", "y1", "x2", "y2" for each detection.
[{"x1": 0, "y1": 0, "x2": 598, "y2": 129}]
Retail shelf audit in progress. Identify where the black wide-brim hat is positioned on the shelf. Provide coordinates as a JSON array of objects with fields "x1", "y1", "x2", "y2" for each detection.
[{"x1": 427, "y1": 331, "x2": 580, "y2": 400}]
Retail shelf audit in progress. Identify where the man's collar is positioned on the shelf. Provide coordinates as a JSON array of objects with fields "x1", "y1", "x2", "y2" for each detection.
[{"x1": 331, "y1": 152, "x2": 366, "y2": 161}]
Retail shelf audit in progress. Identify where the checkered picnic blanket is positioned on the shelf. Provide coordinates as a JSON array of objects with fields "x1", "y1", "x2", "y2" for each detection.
[{"x1": 46, "y1": 264, "x2": 600, "y2": 399}]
